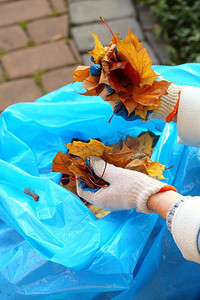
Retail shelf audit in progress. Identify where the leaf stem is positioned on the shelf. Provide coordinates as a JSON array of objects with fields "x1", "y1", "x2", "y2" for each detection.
[{"x1": 99, "y1": 16, "x2": 114, "y2": 38}]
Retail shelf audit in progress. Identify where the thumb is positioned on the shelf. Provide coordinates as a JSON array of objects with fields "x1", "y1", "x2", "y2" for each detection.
[{"x1": 88, "y1": 156, "x2": 119, "y2": 183}]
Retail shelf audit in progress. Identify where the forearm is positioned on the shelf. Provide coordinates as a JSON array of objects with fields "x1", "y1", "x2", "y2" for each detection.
[{"x1": 147, "y1": 190, "x2": 181, "y2": 219}]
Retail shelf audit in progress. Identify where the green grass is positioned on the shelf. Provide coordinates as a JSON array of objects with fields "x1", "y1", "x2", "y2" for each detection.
[
  {"x1": 27, "y1": 39, "x2": 36, "y2": 47},
  {"x1": 0, "y1": 51, "x2": 7, "y2": 62},
  {"x1": 31, "y1": 72, "x2": 46, "y2": 95},
  {"x1": 19, "y1": 21, "x2": 28, "y2": 31},
  {"x1": 64, "y1": 38, "x2": 70, "y2": 45},
  {"x1": 2, "y1": 71, "x2": 9, "y2": 82}
]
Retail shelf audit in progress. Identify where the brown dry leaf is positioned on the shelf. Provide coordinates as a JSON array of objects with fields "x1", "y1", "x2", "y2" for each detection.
[
  {"x1": 103, "y1": 143, "x2": 134, "y2": 168},
  {"x1": 88, "y1": 32, "x2": 106, "y2": 64},
  {"x1": 125, "y1": 158, "x2": 147, "y2": 174},
  {"x1": 66, "y1": 139, "x2": 113, "y2": 160},
  {"x1": 52, "y1": 152, "x2": 73, "y2": 174},
  {"x1": 83, "y1": 75, "x2": 100, "y2": 91},
  {"x1": 125, "y1": 132, "x2": 154, "y2": 156}
]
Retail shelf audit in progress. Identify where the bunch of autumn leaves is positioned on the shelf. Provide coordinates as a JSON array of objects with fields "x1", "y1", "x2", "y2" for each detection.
[
  {"x1": 73, "y1": 29, "x2": 170, "y2": 120},
  {"x1": 52, "y1": 29, "x2": 169, "y2": 191}
]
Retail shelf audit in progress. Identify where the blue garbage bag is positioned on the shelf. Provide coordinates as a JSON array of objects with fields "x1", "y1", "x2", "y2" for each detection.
[{"x1": 0, "y1": 63, "x2": 200, "y2": 299}]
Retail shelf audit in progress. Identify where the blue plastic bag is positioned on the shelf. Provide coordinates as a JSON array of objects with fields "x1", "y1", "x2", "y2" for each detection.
[{"x1": 0, "y1": 63, "x2": 200, "y2": 299}]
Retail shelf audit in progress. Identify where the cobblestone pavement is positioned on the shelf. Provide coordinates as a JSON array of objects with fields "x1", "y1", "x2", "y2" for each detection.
[{"x1": 0, "y1": 0, "x2": 168, "y2": 112}]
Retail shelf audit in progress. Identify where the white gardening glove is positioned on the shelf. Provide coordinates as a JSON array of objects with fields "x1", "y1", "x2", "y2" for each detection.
[
  {"x1": 100, "y1": 78, "x2": 182, "y2": 123},
  {"x1": 152, "y1": 78, "x2": 182, "y2": 122},
  {"x1": 76, "y1": 156, "x2": 169, "y2": 213}
]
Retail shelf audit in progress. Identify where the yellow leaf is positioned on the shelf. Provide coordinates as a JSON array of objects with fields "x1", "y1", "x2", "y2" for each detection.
[
  {"x1": 145, "y1": 157, "x2": 165, "y2": 180},
  {"x1": 66, "y1": 139, "x2": 113, "y2": 160},
  {"x1": 88, "y1": 32, "x2": 106, "y2": 64},
  {"x1": 135, "y1": 101, "x2": 161, "y2": 119},
  {"x1": 125, "y1": 29, "x2": 143, "y2": 52}
]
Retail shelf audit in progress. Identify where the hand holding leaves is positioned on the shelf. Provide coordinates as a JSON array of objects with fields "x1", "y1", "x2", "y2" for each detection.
[{"x1": 52, "y1": 138, "x2": 165, "y2": 191}]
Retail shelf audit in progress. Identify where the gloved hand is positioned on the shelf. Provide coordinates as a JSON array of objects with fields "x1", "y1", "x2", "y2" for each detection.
[
  {"x1": 151, "y1": 77, "x2": 181, "y2": 122},
  {"x1": 101, "y1": 76, "x2": 182, "y2": 123},
  {"x1": 76, "y1": 156, "x2": 175, "y2": 213}
]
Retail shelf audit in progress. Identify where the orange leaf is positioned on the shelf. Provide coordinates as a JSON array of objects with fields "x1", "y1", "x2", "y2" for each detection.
[
  {"x1": 117, "y1": 39, "x2": 158, "y2": 86},
  {"x1": 52, "y1": 152, "x2": 73, "y2": 174},
  {"x1": 73, "y1": 66, "x2": 90, "y2": 82},
  {"x1": 83, "y1": 75, "x2": 100, "y2": 91},
  {"x1": 131, "y1": 80, "x2": 171, "y2": 106}
]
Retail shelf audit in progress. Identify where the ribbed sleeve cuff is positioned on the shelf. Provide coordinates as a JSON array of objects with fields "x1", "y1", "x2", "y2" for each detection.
[
  {"x1": 169, "y1": 196, "x2": 200, "y2": 264},
  {"x1": 152, "y1": 83, "x2": 181, "y2": 121}
]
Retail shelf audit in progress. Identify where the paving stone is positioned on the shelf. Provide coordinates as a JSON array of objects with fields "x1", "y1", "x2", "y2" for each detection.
[
  {"x1": 71, "y1": 17, "x2": 144, "y2": 52},
  {"x1": 69, "y1": 39, "x2": 82, "y2": 63},
  {"x1": 137, "y1": 4, "x2": 155, "y2": 31},
  {"x1": 2, "y1": 41, "x2": 75, "y2": 79},
  {"x1": 70, "y1": 0, "x2": 135, "y2": 25},
  {"x1": 0, "y1": 0, "x2": 51, "y2": 27},
  {"x1": 143, "y1": 41, "x2": 159, "y2": 65},
  {"x1": 41, "y1": 66, "x2": 76, "y2": 93},
  {"x1": 51, "y1": 0, "x2": 67, "y2": 12},
  {"x1": 145, "y1": 32, "x2": 169, "y2": 64},
  {"x1": 0, "y1": 78, "x2": 41, "y2": 111},
  {"x1": 27, "y1": 15, "x2": 68, "y2": 44},
  {"x1": 0, "y1": 25, "x2": 28, "y2": 51},
  {"x1": 82, "y1": 53, "x2": 92, "y2": 66}
]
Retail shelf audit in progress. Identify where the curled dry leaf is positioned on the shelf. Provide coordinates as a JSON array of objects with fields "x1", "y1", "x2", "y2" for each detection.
[
  {"x1": 24, "y1": 187, "x2": 39, "y2": 201},
  {"x1": 73, "y1": 18, "x2": 171, "y2": 120}
]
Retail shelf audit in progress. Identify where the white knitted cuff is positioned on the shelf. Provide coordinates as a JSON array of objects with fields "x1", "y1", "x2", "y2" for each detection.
[
  {"x1": 152, "y1": 83, "x2": 182, "y2": 121},
  {"x1": 134, "y1": 177, "x2": 166, "y2": 214},
  {"x1": 170, "y1": 196, "x2": 200, "y2": 264}
]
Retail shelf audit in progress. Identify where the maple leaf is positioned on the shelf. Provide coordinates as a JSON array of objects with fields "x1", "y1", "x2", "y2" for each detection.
[
  {"x1": 125, "y1": 132, "x2": 155, "y2": 156},
  {"x1": 116, "y1": 39, "x2": 158, "y2": 87},
  {"x1": 88, "y1": 32, "x2": 106, "y2": 64},
  {"x1": 125, "y1": 29, "x2": 143, "y2": 52},
  {"x1": 145, "y1": 157, "x2": 165, "y2": 180},
  {"x1": 66, "y1": 139, "x2": 113, "y2": 160}
]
